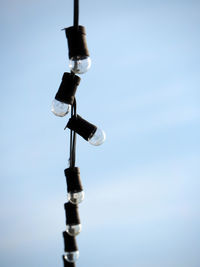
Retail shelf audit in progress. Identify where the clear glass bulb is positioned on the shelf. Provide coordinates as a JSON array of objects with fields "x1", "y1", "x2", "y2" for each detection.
[
  {"x1": 64, "y1": 251, "x2": 79, "y2": 263},
  {"x1": 51, "y1": 99, "x2": 70, "y2": 117},
  {"x1": 66, "y1": 224, "x2": 82, "y2": 236},
  {"x1": 69, "y1": 56, "x2": 91, "y2": 74},
  {"x1": 89, "y1": 128, "x2": 106, "y2": 146},
  {"x1": 68, "y1": 191, "x2": 85, "y2": 205}
]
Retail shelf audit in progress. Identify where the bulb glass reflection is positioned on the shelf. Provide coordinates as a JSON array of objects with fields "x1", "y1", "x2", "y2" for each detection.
[
  {"x1": 51, "y1": 99, "x2": 70, "y2": 117},
  {"x1": 64, "y1": 251, "x2": 79, "y2": 263},
  {"x1": 69, "y1": 56, "x2": 91, "y2": 74},
  {"x1": 89, "y1": 128, "x2": 106, "y2": 146},
  {"x1": 68, "y1": 191, "x2": 84, "y2": 205},
  {"x1": 66, "y1": 224, "x2": 82, "y2": 236}
]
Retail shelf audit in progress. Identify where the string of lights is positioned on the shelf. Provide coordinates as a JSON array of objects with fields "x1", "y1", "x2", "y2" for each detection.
[{"x1": 51, "y1": 1, "x2": 106, "y2": 266}]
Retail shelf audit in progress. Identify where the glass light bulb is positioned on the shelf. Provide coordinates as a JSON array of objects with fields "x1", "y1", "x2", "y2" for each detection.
[
  {"x1": 69, "y1": 56, "x2": 91, "y2": 74},
  {"x1": 66, "y1": 224, "x2": 82, "y2": 236},
  {"x1": 67, "y1": 191, "x2": 85, "y2": 205},
  {"x1": 51, "y1": 99, "x2": 70, "y2": 117},
  {"x1": 64, "y1": 251, "x2": 79, "y2": 263},
  {"x1": 89, "y1": 128, "x2": 106, "y2": 146}
]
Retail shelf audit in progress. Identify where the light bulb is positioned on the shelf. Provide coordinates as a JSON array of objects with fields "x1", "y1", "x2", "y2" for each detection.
[
  {"x1": 69, "y1": 56, "x2": 91, "y2": 74},
  {"x1": 64, "y1": 251, "x2": 79, "y2": 263},
  {"x1": 63, "y1": 231, "x2": 78, "y2": 262},
  {"x1": 89, "y1": 128, "x2": 106, "y2": 146},
  {"x1": 66, "y1": 224, "x2": 82, "y2": 236},
  {"x1": 67, "y1": 115, "x2": 106, "y2": 146},
  {"x1": 51, "y1": 73, "x2": 80, "y2": 117},
  {"x1": 51, "y1": 99, "x2": 70, "y2": 117},
  {"x1": 64, "y1": 202, "x2": 81, "y2": 236},
  {"x1": 68, "y1": 191, "x2": 84, "y2": 205}
]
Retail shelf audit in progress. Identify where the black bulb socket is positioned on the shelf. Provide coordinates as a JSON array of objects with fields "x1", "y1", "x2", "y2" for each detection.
[
  {"x1": 65, "y1": 26, "x2": 90, "y2": 59},
  {"x1": 63, "y1": 231, "x2": 78, "y2": 252},
  {"x1": 67, "y1": 115, "x2": 97, "y2": 141},
  {"x1": 55, "y1": 72, "x2": 81, "y2": 105},
  {"x1": 64, "y1": 202, "x2": 80, "y2": 225},
  {"x1": 64, "y1": 167, "x2": 83, "y2": 193}
]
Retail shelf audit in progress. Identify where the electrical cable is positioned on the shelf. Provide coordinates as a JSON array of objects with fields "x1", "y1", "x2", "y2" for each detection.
[
  {"x1": 73, "y1": 0, "x2": 79, "y2": 29},
  {"x1": 69, "y1": 98, "x2": 77, "y2": 168},
  {"x1": 71, "y1": 98, "x2": 77, "y2": 168}
]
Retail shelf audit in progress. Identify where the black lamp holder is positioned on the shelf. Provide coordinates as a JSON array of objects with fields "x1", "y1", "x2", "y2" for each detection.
[
  {"x1": 63, "y1": 231, "x2": 78, "y2": 252},
  {"x1": 67, "y1": 115, "x2": 97, "y2": 141},
  {"x1": 65, "y1": 26, "x2": 90, "y2": 59},
  {"x1": 65, "y1": 167, "x2": 83, "y2": 193},
  {"x1": 64, "y1": 202, "x2": 80, "y2": 225},
  {"x1": 55, "y1": 72, "x2": 81, "y2": 105}
]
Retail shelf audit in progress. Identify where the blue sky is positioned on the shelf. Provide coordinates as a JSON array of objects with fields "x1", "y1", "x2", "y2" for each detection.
[{"x1": 0, "y1": 0, "x2": 200, "y2": 267}]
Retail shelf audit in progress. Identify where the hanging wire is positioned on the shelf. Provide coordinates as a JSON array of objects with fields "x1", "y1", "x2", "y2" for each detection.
[
  {"x1": 67, "y1": 0, "x2": 79, "y2": 168},
  {"x1": 69, "y1": 97, "x2": 77, "y2": 168},
  {"x1": 69, "y1": 131, "x2": 73, "y2": 167},
  {"x1": 71, "y1": 98, "x2": 77, "y2": 167},
  {"x1": 74, "y1": 0, "x2": 79, "y2": 29},
  {"x1": 69, "y1": 0, "x2": 79, "y2": 168}
]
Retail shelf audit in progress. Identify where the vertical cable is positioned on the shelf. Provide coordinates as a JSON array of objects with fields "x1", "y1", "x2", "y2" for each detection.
[
  {"x1": 72, "y1": 98, "x2": 77, "y2": 167},
  {"x1": 69, "y1": 0, "x2": 79, "y2": 167},
  {"x1": 69, "y1": 98, "x2": 77, "y2": 168},
  {"x1": 74, "y1": 0, "x2": 79, "y2": 29}
]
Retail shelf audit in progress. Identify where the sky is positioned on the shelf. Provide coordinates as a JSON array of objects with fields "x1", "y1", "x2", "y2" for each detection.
[{"x1": 0, "y1": 0, "x2": 200, "y2": 267}]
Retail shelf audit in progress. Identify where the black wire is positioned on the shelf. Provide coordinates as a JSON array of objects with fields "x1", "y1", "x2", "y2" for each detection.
[
  {"x1": 70, "y1": 0, "x2": 78, "y2": 167},
  {"x1": 71, "y1": 98, "x2": 77, "y2": 167},
  {"x1": 73, "y1": 97, "x2": 77, "y2": 117},
  {"x1": 69, "y1": 102, "x2": 73, "y2": 167},
  {"x1": 69, "y1": 98, "x2": 77, "y2": 168},
  {"x1": 68, "y1": 0, "x2": 79, "y2": 166},
  {"x1": 71, "y1": 131, "x2": 76, "y2": 167},
  {"x1": 74, "y1": 0, "x2": 79, "y2": 29}
]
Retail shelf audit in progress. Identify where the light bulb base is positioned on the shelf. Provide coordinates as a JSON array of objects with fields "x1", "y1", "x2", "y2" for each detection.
[
  {"x1": 63, "y1": 231, "x2": 78, "y2": 252},
  {"x1": 64, "y1": 167, "x2": 83, "y2": 193},
  {"x1": 55, "y1": 72, "x2": 80, "y2": 105},
  {"x1": 67, "y1": 115, "x2": 97, "y2": 141},
  {"x1": 65, "y1": 26, "x2": 90, "y2": 59},
  {"x1": 64, "y1": 202, "x2": 81, "y2": 225}
]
